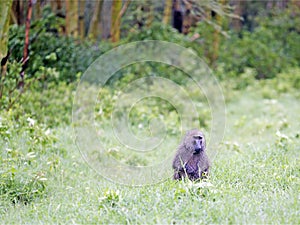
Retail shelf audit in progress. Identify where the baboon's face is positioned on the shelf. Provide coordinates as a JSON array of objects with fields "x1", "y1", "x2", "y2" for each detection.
[
  {"x1": 184, "y1": 130, "x2": 206, "y2": 154},
  {"x1": 192, "y1": 134, "x2": 205, "y2": 154}
]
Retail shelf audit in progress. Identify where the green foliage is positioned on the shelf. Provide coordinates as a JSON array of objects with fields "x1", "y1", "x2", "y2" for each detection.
[
  {"x1": 21, "y1": 81, "x2": 75, "y2": 126},
  {"x1": 125, "y1": 22, "x2": 185, "y2": 44},
  {"x1": 8, "y1": 9, "x2": 109, "y2": 84},
  {"x1": 98, "y1": 189, "x2": 121, "y2": 209},
  {"x1": 257, "y1": 68, "x2": 300, "y2": 99},
  {"x1": 121, "y1": 1, "x2": 164, "y2": 37},
  {"x1": 95, "y1": 78, "x2": 211, "y2": 136},
  {"x1": 0, "y1": 0, "x2": 12, "y2": 61},
  {"x1": 257, "y1": 8, "x2": 300, "y2": 64},
  {"x1": 2, "y1": 9, "x2": 109, "y2": 122},
  {"x1": 0, "y1": 61, "x2": 73, "y2": 127},
  {"x1": 125, "y1": 22, "x2": 208, "y2": 59},
  {"x1": 218, "y1": 8, "x2": 300, "y2": 79},
  {"x1": 0, "y1": 112, "x2": 62, "y2": 204},
  {"x1": 0, "y1": 61, "x2": 59, "y2": 111}
]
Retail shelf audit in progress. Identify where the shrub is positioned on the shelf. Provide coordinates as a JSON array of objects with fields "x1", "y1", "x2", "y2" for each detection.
[
  {"x1": 8, "y1": 8, "x2": 110, "y2": 84},
  {"x1": 218, "y1": 8, "x2": 300, "y2": 79}
]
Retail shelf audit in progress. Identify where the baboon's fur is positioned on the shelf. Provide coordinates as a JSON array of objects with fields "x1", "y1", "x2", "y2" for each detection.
[{"x1": 172, "y1": 129, "x2": 210, "y2": 181}]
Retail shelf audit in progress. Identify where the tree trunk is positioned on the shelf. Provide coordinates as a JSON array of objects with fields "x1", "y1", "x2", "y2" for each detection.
[
  {"x1": 266, "y1": 0, "x2": 274, "y2": 10},
  {"x1": 232, "y1": 0, "x2": 243, "y2": 32},
  {"x1": 12, "y1": 0, "x2": 24, "y2": 25},
  {"x1": 111, "y1": 0, "x2": 122, "y2": 42},
  {"x1": 276, "y1": 0, "x2": 288, "y2": 9},
  {"x1": 0, "y1": 0, "x2": 13, "y2": 97},
  {"x1": 0, "y1": 0, "x2": 13, "y2": 63},
  {"x1": 163, "y1": 0, "x2": 173, "y2": 25},
  {"x1": 56, "y1": 0, "x2": 62, "y2": 11},
  {"x1": 20, "y1": 0, "x2": 33, "y2": 87},
  {"x1": 88, "y1": 0, "x2": 103, "y2": 41},
  {"x1": 182, "y1": 0, "x2": 192, "y2": 34},
  {"x1": 49, "y1": 0, "x2": 63, "y2": 14},
  {"x1": 78, "y1": 0, "x2": 85, "y2": 39},
  {"x1": 173, "y1": 0, "x2": 183, "y2": 33},
  {"x1": 35, "y1": 0, "x2": 41, "y2": 19},
  {"x1": 146, "y1": 0, "x2": 153, "y2": 28},
  {"x1": 211, "y1": 0, "x2": 224, "y2": 67},
  {"x1": 291, "y1": 0, "x2": 300, "y2": 16},
  {"x1": 10, "y1": 5, "x2": 18, "y2": 24},
  {"x1": 102, "y1": 0, "x2": 112, "y2": 39},
  {"x1": 66, "y1": 0, "x2": 79, "y2": 37}
]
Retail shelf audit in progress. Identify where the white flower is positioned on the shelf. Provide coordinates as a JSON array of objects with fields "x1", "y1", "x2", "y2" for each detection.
[
  {"x1": 27, "y1": 117, "x2": 35, "y2": 126},
  {"x1": 98, "y1": 108, "x2": 103, "y2": 115},
  {"x1": 45, "y1": 129, "x2": 51, "y2": 135},
  {"x1": 276, "y1": 130, "x2": 289, "y2": 140}
]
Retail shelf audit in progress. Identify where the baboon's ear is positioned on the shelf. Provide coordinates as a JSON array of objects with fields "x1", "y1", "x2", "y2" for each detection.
[
  {"x1": 183, "y1": 140, "x2": 188, "y2": 150},
  {"x1": 185, "y1": 130, "x2": 191, "y2": 136},
  {"x1": 183, "y1": 138, "x2": 189, "y2": 150}
]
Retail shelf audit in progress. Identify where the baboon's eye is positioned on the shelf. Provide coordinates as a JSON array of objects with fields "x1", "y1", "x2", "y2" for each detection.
[{"x1": 193, "y1": 135, "x2": 202, "y2": 140}]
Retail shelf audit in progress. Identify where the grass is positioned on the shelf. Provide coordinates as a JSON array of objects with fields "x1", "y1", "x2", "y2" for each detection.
[{"x1": 0, "y1": 80, "x2": 299, "y2": 224}]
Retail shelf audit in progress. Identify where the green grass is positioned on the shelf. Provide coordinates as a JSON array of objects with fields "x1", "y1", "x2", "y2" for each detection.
[{"x1": 0, "y1": 81, "x2": 299, "y2": 224}]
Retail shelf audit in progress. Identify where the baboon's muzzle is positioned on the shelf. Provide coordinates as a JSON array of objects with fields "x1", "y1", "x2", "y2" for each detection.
[{"x1": 194, "y1": 145, "x2": 202, "y2": 154}]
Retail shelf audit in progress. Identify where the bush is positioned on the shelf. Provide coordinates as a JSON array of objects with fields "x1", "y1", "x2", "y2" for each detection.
[
  {"x1": 8, "y1": 8, "x2": 110, "y2": 84},
  {"x1": 258, "y1": 67, "x2": 300, "y2": 98},
  {"x1": 2, "y1": 9, "x2": 110, "y2": 123},
  {"x1": 218, "y1": 8, "x2": 300, "y2": 79}
]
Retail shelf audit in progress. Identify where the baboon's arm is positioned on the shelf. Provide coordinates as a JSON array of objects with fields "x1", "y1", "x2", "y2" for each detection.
[
  {"x1": 185, "y1": 163, "x2": 195, "y2": 174},
  {"x1": 172, "y1": 154, "x2": 184, "y2": 170}
]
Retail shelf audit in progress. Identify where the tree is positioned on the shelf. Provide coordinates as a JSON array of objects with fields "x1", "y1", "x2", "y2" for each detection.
[
  {"x1": 231, "y1": 0, "x2": 244, "y2": 32},
  {"x1": 111, "y1": 0, "x2": 122, "y2": 42},
  {"x1": 0, "y1": 0, "x2": 13, "y2": 64},
  {"x1": 102, "y1": 0, "x2": 112, "y2": 39},
  {"x1": 0, "y1": 0, "x2": 13, "y2": 100},
  {"x1": 35, "y1": 0, "x2": 41, "y2": 19},
  {"x1": 211, "y1": 0, "x2": 225, "y2": 67},
  {"x1": 111, "y1": 0, "x2": 130, "y2": 42},
  {"x1": 88, "y1": 0, "x2": 104, "y2": 41},
  {"x1": 173, "y1": 0, "x2": 183, "y2": 33},
  {"x1": 20, "y1": 0, "x2": 33, "y2": 88},
  {"x1": 79, "y1": 0, "x2": 86, "y2": 39},
  {"x1": 66, "y1": 0, "x2": 79, "y2": 37},
  {"x1": 145, "y1": 0, "x2": 153, "y2": 27},
  {"x1": 163, "y1": 0, "x2": 173, "y2": 25},
  {"x1": 11, "y1": 0, "x2": 24, "y2": 25}
]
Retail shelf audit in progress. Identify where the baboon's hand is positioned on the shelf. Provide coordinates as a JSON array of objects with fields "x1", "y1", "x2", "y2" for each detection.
[
  {"x1": 185, "y1": 164, "x2": 195, "y2": 174},
  {"x1": 174, "y1": 172, "x2": 180, "y2": 180}
]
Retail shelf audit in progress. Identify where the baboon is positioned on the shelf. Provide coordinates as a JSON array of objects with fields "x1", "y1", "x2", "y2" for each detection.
[{"x1": 172, "y1": 129, "x2": 210, "y2": 181}]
